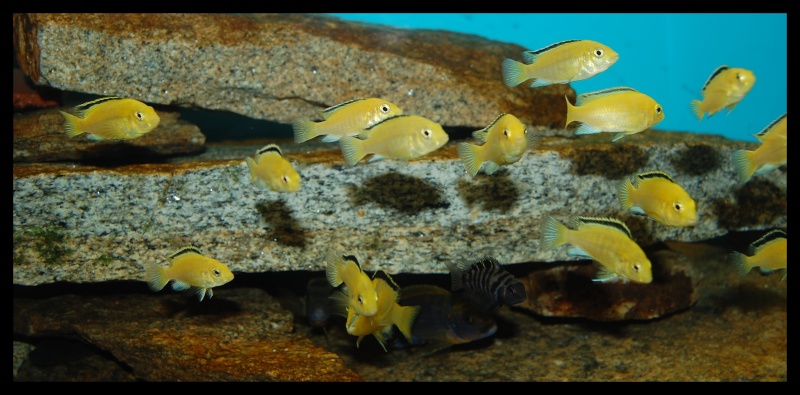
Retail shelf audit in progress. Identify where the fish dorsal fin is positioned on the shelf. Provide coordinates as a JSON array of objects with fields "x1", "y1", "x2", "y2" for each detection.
[
  {"x1": 459, "y1": 256, "x2": 500, "y2": 272},
  {"x1": 169, "y1": 246, "x2": 203, "y2": 260},
  {"x1": 319, "y1": 98, "x2": 366, "y2": 119},
  {"x1": 342, "y1": 254, "x2": 363, "y2": 272},
  {"x1": 363, "y1": 114, "x2": 411, "y2": 132},
  {"x1": 71, "y1": 96, "x2": 124, "y2": 118},
  {"x1": 701, "y1": 66, "x2": 729, "y2": 93},
  {"x1": 575, "y1": 87, "x2": 638, "y2": 106},
  {"x1": 472, "y1": 114, "x2": 507, "y2": 143},
  {"x1": 749, "y1": 229, "x2": 787, "y2": 254},
  {"x1": 256, "y1": 144, "x2": 282, "y2": 156},
  {"x1": 521, "y1": 39, "x2": 581, "y2": 63},
  {"x1": 637, "y1": 171, "x2": 674, "y2": 184},
  {"x1": 755, "y1": 113, "x2": 787, "y2": 141},
  {"x1": 572, "y1": 216, "x2": 633, "y2": 240},
  {"x1": 372, "y1": 269, "x2": 401, "y2": 301}
]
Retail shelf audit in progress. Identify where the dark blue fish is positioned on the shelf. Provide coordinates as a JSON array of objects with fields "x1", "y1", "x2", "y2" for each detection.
[
  {"x1": 394, "y1": 284, "x2": 497, "y2": 355},
  {"x1": 305, "y1": 277, "x2": 334, "y2": 328},
  {"x1": 445, "y1": 256, "x2": 527, "y2": 311}
]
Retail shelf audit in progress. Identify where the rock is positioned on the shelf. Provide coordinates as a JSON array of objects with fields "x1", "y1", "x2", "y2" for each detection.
[
  {"x1": 515, "y1": 248, "x2": 701, "y2": 321},
  {"x1": 13, "y1": 109, "x2": 207, "y2": 163},
  {"x1": 13, "y1": 287, "x2": 362, "y2": 382},
  {"x1": 13, "y1": 67, "x2": 61, "y2": 110},
  {"x1": 12, "y1": 13, "x2": 573, "y2": 133},
  {"x1": 12, "y1": 131, "x2": 786, "y2": 286}
]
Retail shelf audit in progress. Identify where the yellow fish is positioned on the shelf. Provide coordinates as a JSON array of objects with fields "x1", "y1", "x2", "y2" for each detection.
[
  {"x1": 565, "y1": 87, "x2": 665, "y2": 142},
  {"x1": 541, "y1": 216, "x2": 653, "y2": 283},
  {"x1": 730, "y1": 229, "x2": 786, "y2": 281},
  {"x1": 338, "y1": 114, "x2": 449, "y2": 166},
  {"x1": 145, "y1": 246, "x2": 235, "y2": 301},
  {"x1": 60, "y1": 96, "x2": 161, "y2": 141},
  {"x1": 325, "y1": 250, "x2": 379, "y2": 319},
  {"x1": 690, "y1": 66, "x2": 755, "y2": 121},
  {"x1": 502, "y1": 39, "x2": 619, "y2": 88},
  {"x1": 245, "y1": 144, "x2": 301, "y2": 193},
  {"x1": 292, "y1": 98, "x2": 404, "y2": 143},
  {"x1": 732, "y1": 113, "x2": 787, "y2": 184},
  {"x1": 617, "y1": 171, "x2": 698, "y2": 228},
  {"x1": 331, "y1": 270, "x2": 421, "y2": 351},
  {"x1": 456, "y1": 113, "x2": 541, "y2": 177}
]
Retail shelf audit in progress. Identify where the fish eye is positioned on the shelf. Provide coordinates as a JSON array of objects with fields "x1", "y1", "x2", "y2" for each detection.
[
  {"x1": 136, "y1": 111, "x2": 144, "y2": 121},
  {"x1": 674, "y1": 202, "x2": 683, "y2": 212},
  {"x1": 595, "y1": 48, "x2": 604, "y2": 57},
  {"x1": 358, "y1": 295, "x2": 364, "y2": 305},
  {"x1": 655, "y1": 106, "x2": 662, "y2": 114},
  {"x1": 421, "y1": 129, "x2": 432, "y2": 139},
  {"x1": 736, "y1": 73, "x2": 743, "y2": 81},
  {"x1": 463, "y1": 314, "x2": 474, "y2": 324},
  {"x1": 523, "y1": 128, "x2": 528, "y2": 135},
  {"x1": 213, "y1": 269, "x2": 221, "y2": 277},
  {"x1": 380, "y1": 104, "x2": 390, "y2": 113},
  {"x1": 633, "y1": 264, "x2": 641, "y2": 272},
  {"x1": 282, "y1": 175, "x2": 289, "y2": 184},
  {"x1": 503, "y1": 128, "x2": 510, "y2": 138}
]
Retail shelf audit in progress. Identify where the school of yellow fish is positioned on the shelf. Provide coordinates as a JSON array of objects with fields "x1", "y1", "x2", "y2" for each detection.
[{"x1": 56, "y1": 36, "x2": 785, "y2": 354}]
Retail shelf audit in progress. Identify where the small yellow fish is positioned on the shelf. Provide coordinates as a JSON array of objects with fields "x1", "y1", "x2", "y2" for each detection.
[
  {"x1": 338, "y1": 114, "x2": 449, "y2": 166},
  {"x1": 690, "y1": 66, "x2": 755, "y2": 121},
  {"x1": 730, "y1": 229, "x2": 786, "y2": 280},
  {"x1": 60, "y1": 96, "x2": 161, "y2": 141},
  {"x1": 331, "y1": 270, "x2": 421, "y2": 351},
  {"x1": 456, "y1": 113, "x2": 541, "y2": 177},
  {"x1": 292, "y1": 98, "x2": 404, "y2": 143},
  {"x1": 245, "y1": 144, "x2": 301, "y2": 193},
  {"x1": 617, "y1": 171, "x2": 698, "y2": 227},
  {"x1": 565, "y1": 87, "x2": 665, "y2": 142},
  {"x1": 732, "y1": 114, "x2": 787, "y2": 184},
  {"x1": 541, "y1": 216, "x2": 653, "y2": 283},
  {"x1": 325, "y1": 250, "x2": 379, "y2": 318},
  {"x1": 502, "y1": 39, "x2": 619, "y2": 88},
  {"x1": 145, "y1": 246, "x2": 235, "y2": 301}
]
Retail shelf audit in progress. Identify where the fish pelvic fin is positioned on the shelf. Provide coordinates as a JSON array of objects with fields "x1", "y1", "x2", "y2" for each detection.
[
  {"x1": 339, "y1": 136, "x2": 366, "y2": 166},
  {"x1": 541, "y1": 216, "x2": 568, "y2": 251},
  {"x1": 732, "y1": 149, "x2": 755, "y2": 184},
  {"x1": 689, "y1": 99, "x2": 705, "y2": 121},
  {"x1": 611, "y1": 132, "x2": 628, "y2": 142},
  {"x1": 292, "y1": 119, "x2": 318, "y2": 143},
  {"x1": 617, "y1": 178, "x2": 634, "y2": 211},
  {"x1": 145, "y1": 262, "x2": 169, "y2": 292},
  {"x1": 60, "y1": 111, "x2": 85, "y2": 138},
  {"x1": 456, "y1": 142, "x2": 483, "y2": 177},
  {"x1": 501, "y1": 58, "x2": 527, "y2": 88}
]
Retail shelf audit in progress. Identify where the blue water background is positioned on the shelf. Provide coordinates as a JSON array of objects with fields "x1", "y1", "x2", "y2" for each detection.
[{"x1": 330, "y1": 13, "x2": 787, "y2": 143}]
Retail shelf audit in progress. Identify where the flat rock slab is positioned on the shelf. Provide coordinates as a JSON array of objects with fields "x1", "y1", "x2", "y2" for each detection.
[{"x1": 12, "y1": 130, "x2": 786, "y2": 286}]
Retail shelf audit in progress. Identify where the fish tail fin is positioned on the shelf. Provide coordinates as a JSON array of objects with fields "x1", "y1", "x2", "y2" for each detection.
[
  {"x1": 339, "y1": 136, "x2": 366, "y2": 166},
  {"x1": 394, "y1": 305, "x2": 421, "y2": 344},
  {"x1": 541, "y1": 216, "x2": 568, "y2": 251},
  {"x1": 690, "y1": 99, "x2": 704, "y2": 121},
  {"x1": 456, "y1": 142, "x2": 483, "y2": 177},
  {"x1": 617, "y1": 179, "x2": 634, "y2": 211},
  {"x1": 732, "y1": 149, "x2": 755, "y2": 184},
  {"x1": 292, "y1": 119, "x2": 318, "y2": 143},
  {"x1": 526, "y1": 133, "x2": 542, "y2": 150},
  {"x1": 245, "y1": 157, "x2": 257, "y2": 181},
  {"x1": 501, "y1": 58, "x2": 527, "y2": 88},
  {"x1": 564, "y1": 96, "x2": 576, "y2": 128},
  {"x1": 145, "y1": 261, "x2": 169, "y2": 292},
  {"x1": 729, "y1": 251, "x2": 753, "y2": 275},
  {"x1": 60, "y1": 111, "x2": 84, "y2": 138}
]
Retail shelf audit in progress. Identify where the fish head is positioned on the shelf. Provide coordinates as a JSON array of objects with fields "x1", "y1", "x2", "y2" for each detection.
[
  {"x1": 665, "y1": 196, "x2": 698, "y2": 227},
  {"x1": 651, "y1": 101, "x2": 665, "y2": 125},
  {"x1": 501, "y1": 280, "x2": 528, "y2": 305},
  {"x1": 367, "y1": 99, "x2": 404, "y2": 126},
  {"x1": 732, "y1": 68, "x2": 756, "y2": 94},
  {"x1": 200, "y1": 262, "x2": 235, "y2": 288},
  {"x1": 494, "y1": 114, "x2": 529, "y2": 158},
  {"x1": 445, "y1": 297, "x2": 498, "y2": 344},
  {"x1": 417, "y1": 121, "x2": 450, "y2": 154},
  {"x1": 591, "y1": 43, "x2": 619, "y2": 71},
  {"x1": 618, "y1": 255, "x2": 653, "y2": 284},
  {"x1": 276, "y1": 166, "x2": 301, "y2": 193},
  {"x1": 350, "y1": 274, "x2": 379, "y2": 317},
  {"x1": 132, "y1": 103, "x2": 161, "y2": 136}
]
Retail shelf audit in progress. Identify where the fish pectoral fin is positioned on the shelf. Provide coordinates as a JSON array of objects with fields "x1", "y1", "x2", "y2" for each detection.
[
  {"x1": 611, "y1": 132, "x2": 627, "y2": 142},
  {"x1": 566, "y1": 246, "x2": 592, "y2": 259},
  {"x1": 86, "y1": 133, "x2": 105, "y2": 141},
  {"x1": 629, "y1": 206, "x2": 647, "y2": 216},
  {"x1": 346, "y1": 313, "x2": 360, "y2": 330}
]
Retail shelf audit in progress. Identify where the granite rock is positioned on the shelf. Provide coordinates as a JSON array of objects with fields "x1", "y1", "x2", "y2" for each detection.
[{"x1": 13, "y1": 13, "x2": 574, "y2": 134}]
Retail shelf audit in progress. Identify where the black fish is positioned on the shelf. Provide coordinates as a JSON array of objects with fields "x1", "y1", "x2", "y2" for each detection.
[
  {"x1": 305, "y1": 277, "x2": 334, "y2": 328},
  {"x1": 445, "y1": 256, "x2": 527, "y2": 311}
]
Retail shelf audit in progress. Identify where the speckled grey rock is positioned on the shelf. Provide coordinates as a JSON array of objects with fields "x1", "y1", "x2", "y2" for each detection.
[
  {"x1": 12, "y1": 131, "x2": 786, "y2": 286},
  {"x1": 13, "y1": 13, "x2": 574, "y2": 134}
]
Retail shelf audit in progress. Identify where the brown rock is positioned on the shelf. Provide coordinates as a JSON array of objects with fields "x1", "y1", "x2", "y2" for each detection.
[
  {"x1": 13, "y1": 287, "x2": 362, "y2": 382},
  {"x1": 13, "y1": 68, "x2": 61, "y2": 110},
  {"x1": 13, "y1": 108, "x2": 206, "y2": 163},
  {"x1": 12, "y1": 13, "x2": 573, "y2": 132}
]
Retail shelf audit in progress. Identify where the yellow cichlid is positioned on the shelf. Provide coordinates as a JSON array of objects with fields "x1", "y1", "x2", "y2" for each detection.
[
  {"x1": 690, "y1": 66, "x2": 755, "y2": 121},
  {"x1": 245, "y1": 144, "x2": 301, "y2": 193},
  {"x1": 541, "y1": 216, "x2": 653, "y2": 283},
  {"x1": 565, "y1": 87, "x2": 665, "y2": 142},
  {"x1": 292, "y1": 98, "x2": 404, "y2": 143},
  {"x1": 60, "y1": 97, "x2": 160, "y2": 141},
  {"x1": 618, "y1": 171, "x2": 698, "y2": 227},
  {"x1": 331, "y1": 270, "x2": 421, "y2": 351},
  {"x1": 145, "y1": 246, "x2": 235, "y2": 301},
  {"x1": 730, "y1": 229, "x2": 786, "y2": 281},
  {"x1": 502, "y1": 39, "x2": 619, "y2": 88},
  {"x1": 325, "y1": 250, "x2": 379, "y2": 318},
  {"x1": 338, "y1": 114, "x2": 449, "y2": 166},
  {"x1": 456, "y1": 113, "x2": 541, "y2": 177},
  {"x1": 732, "y1": 113, "x2": 786, "y2": 184}
]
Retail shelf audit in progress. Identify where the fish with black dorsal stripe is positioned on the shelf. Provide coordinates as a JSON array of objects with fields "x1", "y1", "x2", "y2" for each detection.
[{"x1": 444, "y1": 256, "x2": 527, "y2": 312}]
